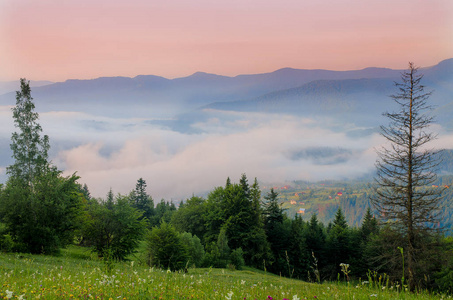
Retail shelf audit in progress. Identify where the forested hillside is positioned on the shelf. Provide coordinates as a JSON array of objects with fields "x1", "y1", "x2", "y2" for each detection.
[{"x1": 265, "y1": 175, "x2": 453, "y2": 231}]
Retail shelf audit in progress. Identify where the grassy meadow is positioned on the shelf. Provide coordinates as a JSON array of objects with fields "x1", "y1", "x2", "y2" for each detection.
[{"x1": 0, "y1": 246, "x2": 449, "y2": 300}]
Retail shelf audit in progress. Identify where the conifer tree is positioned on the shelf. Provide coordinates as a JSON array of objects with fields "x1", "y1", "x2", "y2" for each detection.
[
  {"x1": 371, "y1": 63, "x2": 443, "y2": 289},
  {"x1": 326, "y1": 208, "x2": 350, "y2": 278},
  {"x1": 130, "y1": 178, "x2": 154, "y2": 221},
  {"x1": 360, "y1": 207, "x2": 379, "y2": 241},
  {"x1": 7, "y1": 78, "x2": 51, "y2": 189}
]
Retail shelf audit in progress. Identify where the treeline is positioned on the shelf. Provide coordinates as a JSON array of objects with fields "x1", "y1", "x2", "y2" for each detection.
[
  {"x1": 70, "y1": 175, "x2": 453, "y2": 292},
  {"x1": 1, "y1": 172, "x2": 452, "y2": 292}
]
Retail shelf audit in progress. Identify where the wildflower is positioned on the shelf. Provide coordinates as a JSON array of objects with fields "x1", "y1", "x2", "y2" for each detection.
[
  {"x1": 362, "y1": 281, "x2": 369, "y2": 285},
  {"x1": 18, "y1": 295, "x2": 25, "y2": 300},
  {"x1": 225, "y1": 291, "x2": 234, "y2": 300},
  {"x1": 370, "y1": 294, "x2": 377, "y2": 297},
  {"x1": 292, "y1": 295, "x2": 300, "y2": 300},
  {"x1": 167, "y1": 269, "x2": 171, "y2": 273},
  {"x1": 5, "y1": 290, "x2": 13, "y2": 299}
]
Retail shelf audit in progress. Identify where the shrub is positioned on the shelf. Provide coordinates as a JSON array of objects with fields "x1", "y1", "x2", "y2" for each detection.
[
  {"x1": 180, "y1": 232, "x2": 205, "y2": 267},
  {"x1": 146, "y1": 222, "x2": 189, "y2": 271},
  {"x1": 230, "y1": 247, "x2": 245, "y2": 270}
]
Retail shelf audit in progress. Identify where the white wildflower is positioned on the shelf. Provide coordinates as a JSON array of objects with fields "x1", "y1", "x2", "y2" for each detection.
[
  {"x1": 5, "y1": 290, "x2": 13, "y2": 299},
  {"x1": 225, "y1": 291, "x2": 234, "y2": 300}
]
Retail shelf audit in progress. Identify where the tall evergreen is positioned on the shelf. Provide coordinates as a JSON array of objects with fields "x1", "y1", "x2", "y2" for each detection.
[
  {"x1": 304, "y1": 214, "x2": 326, "y2": 274},
  {"x1": 326, "y1": 208, "x2": 351, "y2": 278},
  {"x1": 7, "y1": 78, "x2": 51, "y2": 189},
  {"x1": 0, "y1": 79, "x2": 82, "y2": 254},
  {"x1": 130, "y1": 178, "x2": 154, "y2": 221},
  {"x1": 263, "y1": 188, "x2": 284, "y2": 230},
  {"x1": 360, "y1": 207, "x2": 379, "y2": 241},
  {"x1": 289, "y1": 215, "x2": 310, "y2": 279},
  {"x1": 371, "y1": 63, "x2": 444, "y2": 289},
  {"x1": 106, "y1": 188, "x2": 114, "y2": 210}
]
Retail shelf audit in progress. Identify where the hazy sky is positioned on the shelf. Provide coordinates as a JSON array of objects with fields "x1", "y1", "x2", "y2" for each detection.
[{"x1": 1, "y1": 0, "x2": 452, "y2": 81}]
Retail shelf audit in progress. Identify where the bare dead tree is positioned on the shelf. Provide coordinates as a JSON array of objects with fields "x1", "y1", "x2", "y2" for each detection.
[{"x1": 371, "y1": 62, "x2": 444, "y2": 290}]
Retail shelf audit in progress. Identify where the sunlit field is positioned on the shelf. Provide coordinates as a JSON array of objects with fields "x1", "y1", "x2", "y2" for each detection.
[{"x1": 0, "y1": 246, "x2": 449, "y2": 300}]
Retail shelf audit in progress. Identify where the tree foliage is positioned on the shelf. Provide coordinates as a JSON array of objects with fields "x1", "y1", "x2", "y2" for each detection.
[
  {"x1": 82, "y1": 194, "x2": 147, "y2": 260},
  {"x1": 0, "y1": 171, "x2": 83, "y2": 254},
  {"x1": 146, "y1": 222, "x2": 189, "y2": 271},
  {"x1": 0, "y1": 79, "x2": 83, "y2": 254},
  {"x1": 7, "y1": 79, "x2": 50, "y2": 187},
  {"x1": 129, "y1": 178, "x2": 155, "y2": 222}
]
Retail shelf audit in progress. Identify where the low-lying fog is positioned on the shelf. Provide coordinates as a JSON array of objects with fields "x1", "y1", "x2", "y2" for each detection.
[{"x1": 1, "y1": 105, "x2": 451, "y2": 201}]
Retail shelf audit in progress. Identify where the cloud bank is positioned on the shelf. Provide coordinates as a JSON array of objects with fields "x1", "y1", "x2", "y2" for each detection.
[
  {"x1": 2, "y1": 106, "x2": 451, "y2": 201},
  {"x1": 49, "y1": 110, "x2": 381, "y2": 200}
]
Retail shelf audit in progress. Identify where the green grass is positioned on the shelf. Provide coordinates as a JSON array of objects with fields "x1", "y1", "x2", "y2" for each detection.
[{"x1": 0, "y1": 246, "x2": 449, "y2": 299}]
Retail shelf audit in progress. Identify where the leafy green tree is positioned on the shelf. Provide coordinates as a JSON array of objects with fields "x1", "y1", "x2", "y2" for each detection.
[
  {"x1": 230, "y1": 247, "x2": 245, "y2": 270},
  {"x1": 7, "y1": 78, "x2": 50, "y2": 187},
  {"x1": 171, "y1": 196, "x2": 207, "y2": 243},
  {"x1": 180, "y1": 232, "x2": 205, "y2": 267},
  {"x1": 203, "y1": 227, "x2": 231, "y2": 268},
  {"x1": 146, "y1": 221, "x2": 189, "y2": 271},
  {"x1": 150, "y1": 199, "x2": 176, "y2": 227},
  {"x1": 83, "y1": 194, "x2": 147, "y2": 260},
  {"x1": 1, "y1": 171, "x2": 83, "y2": 254},
  {"x1": 215, "y1": 227, "x2": 231, "y2": 267},
  {"x1": 0, "y1": 79, "x2": 83, "y2": 254},
  {"x1": 203, "y1": 186, "x2": 227, "y2": 245}
]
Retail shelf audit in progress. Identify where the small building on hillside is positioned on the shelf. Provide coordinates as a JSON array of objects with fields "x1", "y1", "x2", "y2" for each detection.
[{"x1": 297, "y1": 208, "x2": 306, "y2": 214}]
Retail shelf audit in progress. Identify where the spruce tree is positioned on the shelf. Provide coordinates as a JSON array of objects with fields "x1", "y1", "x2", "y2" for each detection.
[
  {"x1": 131, "y1": 178, "x2": 154, "y2": 221},
  {"x1": 326, "y1": 208, "x2": 350, "y2": 278},
  {"x1": 371, "y1": 63, "x2": 443, "y2": 289}
]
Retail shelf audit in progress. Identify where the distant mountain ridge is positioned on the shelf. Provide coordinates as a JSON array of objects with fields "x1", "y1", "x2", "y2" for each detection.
[
  {"x1": 0, "y1": 80, "x2": 54, "y2": 96},
  {"x1": 0, "y1": 58, "x2": 451, "y2": 127}
]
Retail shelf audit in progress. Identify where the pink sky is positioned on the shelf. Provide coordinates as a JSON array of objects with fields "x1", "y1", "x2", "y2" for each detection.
[{"x1": 1, "y1": 0, "x2": 452, "y2": 82}]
